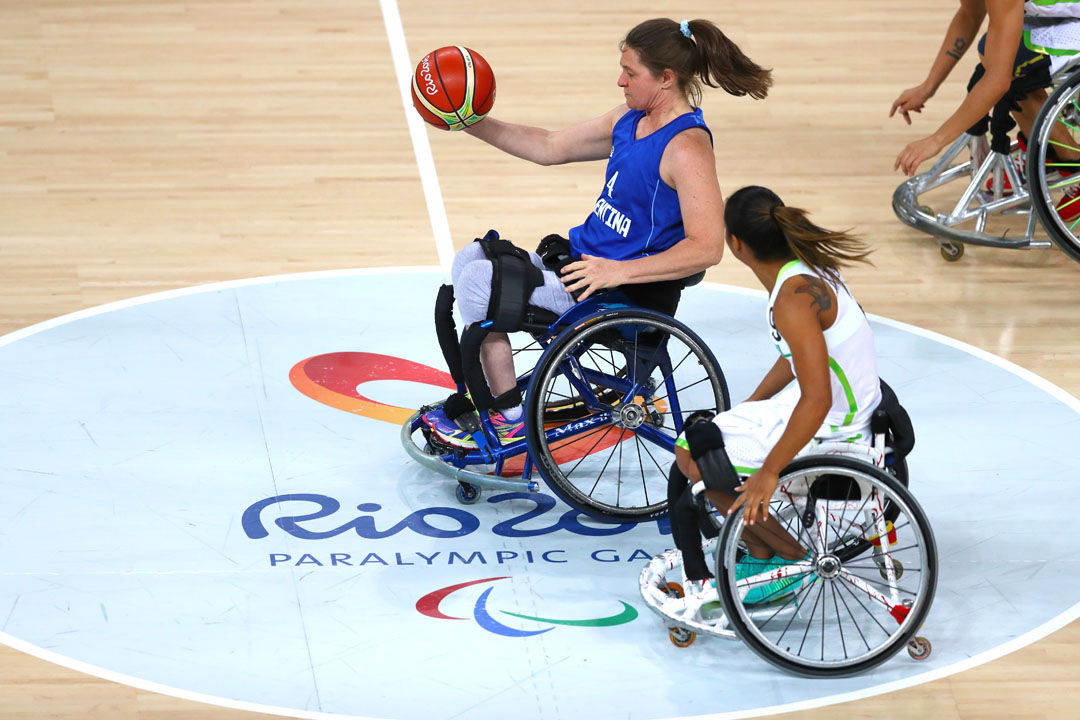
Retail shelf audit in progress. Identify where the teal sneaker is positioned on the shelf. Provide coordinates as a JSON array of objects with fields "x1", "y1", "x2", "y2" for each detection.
[{"x1": 738, "y1": 552, "x2": 812, "y2": 605}]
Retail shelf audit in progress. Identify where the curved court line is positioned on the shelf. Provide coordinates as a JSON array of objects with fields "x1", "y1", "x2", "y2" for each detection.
[{"x1": 0, "y1": 270, "x2": 1077, "y2": 720}]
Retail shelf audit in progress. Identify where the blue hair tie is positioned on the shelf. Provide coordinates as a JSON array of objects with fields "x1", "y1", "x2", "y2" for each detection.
[{"x1": 680, "y1": 19, "x2": 692, "y2": 38}]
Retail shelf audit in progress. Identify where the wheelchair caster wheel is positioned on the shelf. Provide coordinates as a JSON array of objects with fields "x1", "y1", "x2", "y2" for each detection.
[
  {"x1": 455, "y1": 482, "x2": 481, "y2": 505},
  {"x1": 940, "y1": 241, "x2": 965, "y2": 262},
  {"x1": 876, "y1": 557, "x2": 904, "y2": 581},
  {"x1": 661, "y1": 581, "x2": 696, "y2": 647},
  {"x1": 907, "y1": 636, "x2": 932, "y2": 661},
  {"x1": 669, "y1": 626, "x2": 696, "y2": 648}
]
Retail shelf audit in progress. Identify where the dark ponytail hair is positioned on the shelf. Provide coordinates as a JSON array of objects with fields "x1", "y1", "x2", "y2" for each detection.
[
  {"x1": 724, "y1": 186, "x2": 873, "y2": 285},
  {"x1": 622, "y1": 18, "x2": 772, "y2": 106}
]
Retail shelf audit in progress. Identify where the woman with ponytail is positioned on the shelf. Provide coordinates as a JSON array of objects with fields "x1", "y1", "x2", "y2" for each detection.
[
  {"x1": 423, "y1": 19, "x2": 772, "y2": 449},
  {"x1": 664, "y1": 185, "x2": 881, "y2": 607}
]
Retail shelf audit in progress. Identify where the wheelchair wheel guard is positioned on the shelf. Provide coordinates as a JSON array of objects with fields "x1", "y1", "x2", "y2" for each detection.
[
  {"x1": 714, "y1": 456, "x2": 937, "y2": 677},
  {"x1": 1028, "y1": 66, "x2": 1080, "y2": 263},
  {"x1": 525, "y1": 308, "x2": 729, "y2": 523}
]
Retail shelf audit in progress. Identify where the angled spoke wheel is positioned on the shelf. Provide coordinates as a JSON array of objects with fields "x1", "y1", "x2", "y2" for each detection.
[
  {"x1": 525, "y1": 309, "x2": 728, "y2": 522},
  {"x1": 714, "y1": 457, "x2": 937, "y2": 676}
]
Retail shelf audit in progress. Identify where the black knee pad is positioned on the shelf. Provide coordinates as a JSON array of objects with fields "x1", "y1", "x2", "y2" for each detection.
[{"x1": 683, "y1": 414, "x2": 741, "y2": 495}]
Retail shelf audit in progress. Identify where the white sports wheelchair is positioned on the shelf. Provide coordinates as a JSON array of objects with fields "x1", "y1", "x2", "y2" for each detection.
[
  {"x1": 638, "y1": 418, "x2": 937, "y2": 677},
  {"x1": 893, "y1": 54, "x2": 1080, "y2": 265}
]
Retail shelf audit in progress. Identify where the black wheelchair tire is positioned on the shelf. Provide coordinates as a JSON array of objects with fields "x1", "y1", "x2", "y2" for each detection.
[
  {"x1": 715, "y1": 456, "x2": 937, "y2": 677},
  {"x1": 1027, "y1": 67, "x2": 1080, "y2": 264},
  {"x1": 524, "y1": 308, "x2": 729, "y2": 523}
]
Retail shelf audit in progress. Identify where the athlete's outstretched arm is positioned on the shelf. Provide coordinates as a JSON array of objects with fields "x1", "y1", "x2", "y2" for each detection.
[
  {"x1": 464, "y1": 104, "x2": 628, "y2": 166},
  {"x1": 890, "y1": 0, "x2": 987, "y2": 124},
  {"x1": 894, "y1": 0, "x2": 1022, "y2": 175},
  {"x1": 560, "y1": 128, "x2": 725, "y2": 298}
]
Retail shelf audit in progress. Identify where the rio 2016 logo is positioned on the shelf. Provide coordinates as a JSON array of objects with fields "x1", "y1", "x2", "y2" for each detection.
[{"x1": 416, "y1": 576, "x2": 637, "y2": 637}]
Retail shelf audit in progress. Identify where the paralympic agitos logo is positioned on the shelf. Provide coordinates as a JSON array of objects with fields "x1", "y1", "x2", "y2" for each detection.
[{"x1": 417, "y1": 576, "x2": 637, "y2": 637}]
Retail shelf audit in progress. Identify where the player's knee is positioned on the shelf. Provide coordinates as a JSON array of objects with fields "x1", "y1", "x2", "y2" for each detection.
[
  {"x1": 455, "y1": 260, "x2": 494, "y2": 326},
  {"x1": 450, "y1": 242, "x2": 488, "y2": 285}
]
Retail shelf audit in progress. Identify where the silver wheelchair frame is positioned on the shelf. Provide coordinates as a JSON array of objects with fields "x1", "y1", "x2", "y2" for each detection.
[{"x1": 893, "y1": 56, "x2": 1080, "y2": 264}]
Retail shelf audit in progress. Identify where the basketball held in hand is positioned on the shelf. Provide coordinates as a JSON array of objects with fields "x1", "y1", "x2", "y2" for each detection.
[{"x1": 411, "y1": 46, "x2": 496, "y2": 131}]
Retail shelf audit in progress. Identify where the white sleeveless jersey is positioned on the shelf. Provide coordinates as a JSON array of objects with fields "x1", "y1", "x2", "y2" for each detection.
[
  {"x1": 767, "y1": 260, "x2": 881, "y2": 437},
  {"x1": 1025, "y1": 1, "x2": 1080, "y2": 73},
  {"x1": 1026, "y1": 1, "x2": 1080, "y2": 20}
]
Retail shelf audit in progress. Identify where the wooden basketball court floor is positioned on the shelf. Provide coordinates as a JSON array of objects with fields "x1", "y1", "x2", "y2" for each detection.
[{"x1": 1, "y1": 1, "x2": 1078, "y2": 718}]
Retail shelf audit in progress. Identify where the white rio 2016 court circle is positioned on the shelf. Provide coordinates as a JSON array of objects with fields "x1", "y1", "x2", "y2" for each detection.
[{"x1": 0, "y1": 267, "x2": 1078, "y2": 720}]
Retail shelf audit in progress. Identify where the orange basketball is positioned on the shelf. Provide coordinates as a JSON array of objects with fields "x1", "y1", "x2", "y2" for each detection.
[{"x1": 411, "y1": 46, "x2": 496, "y2": 131}]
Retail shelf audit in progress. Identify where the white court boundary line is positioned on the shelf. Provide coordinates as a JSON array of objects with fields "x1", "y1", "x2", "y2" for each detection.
[
  {"x1": 379, "y1": 0, "x2": 455, "y2": 269},
  {"x1": 2, "y1": 269, "x2": 1080, "y2": 720}
]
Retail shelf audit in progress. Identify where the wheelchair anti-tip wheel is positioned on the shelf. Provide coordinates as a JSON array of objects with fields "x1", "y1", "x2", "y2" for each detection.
[
  {"x1": 714, "y1": 456, "x2": 937, "y2": 677},
  {"x1": 1028, "y1": 67, "x2": 1080, "y2": 263},
  {"x1": 524, "y1": 308, "x2": 729, "y2": 523}
]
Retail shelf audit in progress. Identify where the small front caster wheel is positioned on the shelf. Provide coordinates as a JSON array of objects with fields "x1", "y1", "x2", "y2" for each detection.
[
  {"x1": 669, "y1": 626, "x2": 696, "y2": 648},
  {"x1": 455, "y1": 482, "x2": 481, "y2": 505},
  {"x1": 940, "y1": 241, "x2": 965, "y2": 262}
]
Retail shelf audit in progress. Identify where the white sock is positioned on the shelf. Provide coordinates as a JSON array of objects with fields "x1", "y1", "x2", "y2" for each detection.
[{"x1": 500, "y1": 405, "x2": 523, "y2": 422}]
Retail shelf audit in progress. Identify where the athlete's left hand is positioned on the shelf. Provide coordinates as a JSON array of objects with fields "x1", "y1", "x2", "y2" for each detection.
[
  {"x1": 561, "y1": 254, "x2": 625, "y2": 300},
  {"x1": 895, "y1": 134, "x2": 948, "y2": 176},
  {"x1": 729, "y1": 468, "x2": 779, "y2": 525}
]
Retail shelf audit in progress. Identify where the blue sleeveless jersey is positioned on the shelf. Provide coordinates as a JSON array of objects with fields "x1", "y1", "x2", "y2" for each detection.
[{"x1": 568, "y1": 108, "x2": 712, "y2": 261}]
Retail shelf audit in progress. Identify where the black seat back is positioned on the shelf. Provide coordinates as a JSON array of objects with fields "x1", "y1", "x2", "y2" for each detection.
[{"x1": 874, "y1": 379, "x2": 915, "y2": 460}]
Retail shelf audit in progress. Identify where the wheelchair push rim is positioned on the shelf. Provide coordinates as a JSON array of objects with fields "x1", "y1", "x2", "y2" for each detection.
[
  {"x1": 715, "y1": 457, "x2": 937, "y2": 677},
  {"x1": 525, "y1": 308, "x2": 729, "y2": 523}
]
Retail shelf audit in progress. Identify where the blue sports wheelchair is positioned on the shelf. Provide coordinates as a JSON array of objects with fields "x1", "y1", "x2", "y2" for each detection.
[{"x1": 400, "y1": 231, "x2": 730, "y2": 522}]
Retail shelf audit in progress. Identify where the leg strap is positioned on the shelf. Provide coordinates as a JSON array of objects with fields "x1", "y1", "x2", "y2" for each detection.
[
  {"x1": 476, "y1": 230, "x2": 545, "y2": 333},
  {"x1": 966, "y1": 62, "x2": 1052, "y2": 153}
]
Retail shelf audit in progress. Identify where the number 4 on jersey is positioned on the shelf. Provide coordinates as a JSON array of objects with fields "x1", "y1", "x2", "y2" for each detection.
[{"x1": 605, "y1": 171, "x2": 619, "y2": 198}]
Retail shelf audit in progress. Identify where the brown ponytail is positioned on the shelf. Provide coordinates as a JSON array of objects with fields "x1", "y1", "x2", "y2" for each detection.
[
  {"x1": 772, "y1": 206, "x2": 873, "y2": 286},
  {"x1": 724, "y1": 186, "x2": 872, "y2": 285},
  {"x1": 622, "y1": 18, "x2": 772, "y2": 106}
]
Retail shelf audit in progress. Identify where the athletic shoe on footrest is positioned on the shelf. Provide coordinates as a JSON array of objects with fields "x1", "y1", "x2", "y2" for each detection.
[
  {"x1": 422, "y1": 407, "x2": 480, "y2": 449},
  {"x1": 490, "y1": 410, "x2": 525, "y2": 443},
  {"x1": 424, "y1": 408, "x2": 524, "y2": 448},
  {"x1": 739, "y1": 552, "x2": 813, "y2": 605}
]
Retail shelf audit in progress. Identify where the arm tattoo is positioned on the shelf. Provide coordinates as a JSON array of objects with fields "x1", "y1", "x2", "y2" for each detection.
[
  {"x1": 945, "y1": 37, "x2": 968, "y2": 61},
  {"x1": 794, "y1": 276, "x2": 833, "y2": 317}
]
